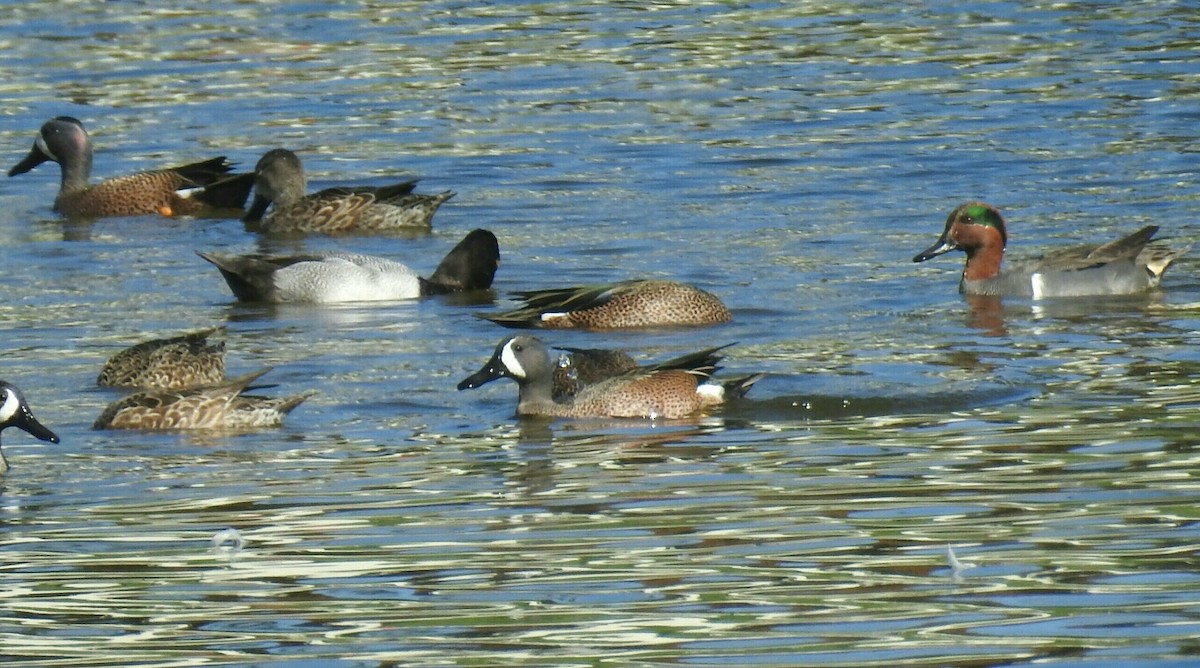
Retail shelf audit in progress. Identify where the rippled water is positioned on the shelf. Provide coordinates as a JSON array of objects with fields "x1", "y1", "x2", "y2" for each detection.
[{"x1": 2, "y1": 2, "x2": 1200, "y2": 666}]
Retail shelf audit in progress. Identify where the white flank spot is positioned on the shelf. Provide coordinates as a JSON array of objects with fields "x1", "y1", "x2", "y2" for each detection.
[
  {"x1": 175, "y1": 187, "x2": 204, "y2": 200},
  {"x1": 540, "y1": 312, "x2": 567, "y2": 322},
  {"x1": 697, "y1": 384, "x2": 724, "y2": 402},
  {"x1": 1031, "y1": 273, "x2": 1046, "y2": 300},
  {"x1": 0, "y1": 389, "x2": 19, "y2": 423},
  {"x1": 500, "y1": 340, "x2": 526, "y2": 379}
]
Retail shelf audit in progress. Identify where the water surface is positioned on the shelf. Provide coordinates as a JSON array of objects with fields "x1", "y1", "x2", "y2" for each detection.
[{"x1": 2, "y1": 2, "x2": 1199, "y2": 666}]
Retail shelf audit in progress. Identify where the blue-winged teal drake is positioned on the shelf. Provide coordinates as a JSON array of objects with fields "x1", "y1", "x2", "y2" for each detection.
[
  {"x1": 97, "y1": 329, "x2": 226, "y2": 390},
  {"x1": 913, "y1": 201, "x2": 1189, "y2": 298},
  {"x1": 197, "y1": 228, "x2": 498, "y2": 304},
  {"x1": 243, "y1": 148, "x2": 454, "y2": 234},
  {"x1": 481, "y1": 279, "x2": 732, "y2": 329},
  {"x1": 93, "y1": 368, "x2": 312, "y2": 431},
  {"x1": 8, "y1": 117, "x2": 254, "y2": 219},
  {"x1": 0, "y1": 380, "x2": 59, "y2": 473},
  {"x1": 458, "y1": 335, "x2": 763, "y2": 419}
]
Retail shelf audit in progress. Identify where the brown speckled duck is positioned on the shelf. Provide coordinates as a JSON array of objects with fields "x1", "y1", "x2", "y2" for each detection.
[
  {"x1": 481, "y1": 279, "x2": 732, "y2": 330},
  {"x1": 8, "y1": 116, "x2": 254, "y2": 219},
  {"x1": 458, "y1": 335, "x2": 762, "y2": 419},
  {"x1": 243, "y1": 148, "x2": 454, "y2": 234},
  {"x1": 97, "y1": 330, "x2": 226, "y2": 390},
  {"x1": 93, "y1": 368, "x2": 312, "y2": 431}
]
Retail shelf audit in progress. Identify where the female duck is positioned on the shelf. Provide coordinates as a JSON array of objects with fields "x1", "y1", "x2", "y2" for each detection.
[{"x1": 243, "y1": 148, "x2": 453, "y2": 234}]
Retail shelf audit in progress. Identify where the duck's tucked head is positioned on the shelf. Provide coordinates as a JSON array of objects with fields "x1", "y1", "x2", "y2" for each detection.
[
  {"x1": 913, "y1": 201, "x2": 1008, "y2": 271},
  {"x1": 9, "y1": 116, "x2": 92, "y2": 177},
  {"x1": 457, "y1": 335, "x2": 547, "y2": 390}
]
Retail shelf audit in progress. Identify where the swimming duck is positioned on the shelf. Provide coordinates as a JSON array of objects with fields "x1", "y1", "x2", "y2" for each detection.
[
  {"x1": 481, "y1": 279, "x2": 732, "y2": 329},
  {"x1": 0, "y1": 381, "x2": 59, "y2": 473},
  {"x1": 458, "y1": 335, "x2": 762, "y2": 419},
  {"x1": 197, "y1": 228, "x2": 499, "y2": 304},
  {"x1": 913, "y1": 201, "x2": 1188, "y2": 298},
  {"x1": 93, "y1": 368, "x2": 312, "y2": 430},
  {"x1": 243, "y1": 148, "x2": 454, "y2": 233},
  {"x1": 8, "y1": 116, "x2": 253, "y2": 218},
  {"x1": 97, "y1": 329, "x2": 226, "y2": 390}
]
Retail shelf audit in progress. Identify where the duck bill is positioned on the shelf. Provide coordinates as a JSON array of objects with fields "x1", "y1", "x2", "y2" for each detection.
[
  {"x1": 13, "y1": 404, "x2": 59, "y2": 444},
  {"x1": 8, "y1": 143, "x2": 50, "y2": 177},
  {"x1": 912, "y1": 237, "x2": 959, "y2": 263},
  {"x1": 457, "y1": 357, "x2": 509, "y2": 391},
  {"x1": 242, "y1": 193, "x2": 272, "y2": 223}
]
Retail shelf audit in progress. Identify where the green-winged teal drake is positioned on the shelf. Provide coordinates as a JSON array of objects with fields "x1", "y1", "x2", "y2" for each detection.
[
  {"x1": 197, "y1": 228, "x2": 498, "y2": 304},
  {"x1": 243, "y1": 148, "x2": 454, "y2": 234},
  {"x1": 8, "y1": 117, "x2": 254, "y2": 219},
  {"x1": 0, "y1": 380, "x2": 59, "y2": 473},
  {"x1": 913, "y1": 201, "x2": 1189, "y2": 298},
  {"x1": 97, "y1": 329, "x2": 226, "y2": 390},
  {"x1": 93, "y1": 368, "x2": 312, "y2": 431},
  {"x1": 458, "y1": 335, "x2": 763, "y2": 419},
  {"x1": 481, "y1": 279, "x2": 732, "y2": 329}
]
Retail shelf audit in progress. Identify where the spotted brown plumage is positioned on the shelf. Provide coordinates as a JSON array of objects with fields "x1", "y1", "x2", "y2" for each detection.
[
  {"x1": 8, "y1": 116, "x2": 253, "y2": 219},
  {"x1": 93, "y1": 368, "x2": 312, "y2": 431},
  {"x1": 97, "y1": 330, "x2": 226, "y2": 390},
  {"x1": 458, "y1": 335, "x2": 762, "y2": 419},
  {"x1": 481, "y1": 279, "x2": 732, "y2": 330},
  {"x1": 243, "y1": 148, "x2": 454, "y2": 234}
]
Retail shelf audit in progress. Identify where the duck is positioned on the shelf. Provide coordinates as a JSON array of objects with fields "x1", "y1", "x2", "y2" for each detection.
[
  {"x1": 480, "y1": 279, "x2": 732, "y2": 329},
  {"x1": 242, "y1": 148, "x2": 454, "y2": 233},
  {"x1": 0, "y1": 381, "x2": 60, "y2": 474},
  {"x1": 458, "y1": 335, "x2": 763, "y2": 419},
  {"x1": 97, "y1": 329, "x2": 226, "y2": 390},
  {"x1": 549, "y1": 344, "x2": 757, "y2": 401},
  {"x1": 93, "y1": 368, "x2": 312, "y2": 430},
  {"x1": 8, "y1": 116, "x2": 254, "y2": 218},
  {"x1": 913, "y1": 201, "x2": 1188, "y2": 298},
  {"x1": 197, "y1": 228, "x2": 499, "y2": 304}
]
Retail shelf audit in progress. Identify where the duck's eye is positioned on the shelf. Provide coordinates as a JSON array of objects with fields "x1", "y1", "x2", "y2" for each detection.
[{"x1": 513, "y1": 344, "x2": 523, "y2": 352}]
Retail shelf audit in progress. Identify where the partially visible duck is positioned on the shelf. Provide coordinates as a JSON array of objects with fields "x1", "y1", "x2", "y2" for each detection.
[
  {"x1": 913, "y1": 201, "x2": 1188, "y2": 298},
  {"x1": 0, "y1": 381, "x2": 59, "y2": 473},
  {"x1": 197, "y1": 228, "x2": 499, "y2": 304},
  {"x1": 243, "y1": 148, "x2": 453, "y2": 233},
  {"x1": 8, "y1": 116, "x2": 253, "y2": 218}
]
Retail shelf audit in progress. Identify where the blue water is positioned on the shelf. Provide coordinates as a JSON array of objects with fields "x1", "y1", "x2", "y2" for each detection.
[{"x1": 1, "y1": 2, "x2": 1199, "y2": 666}]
